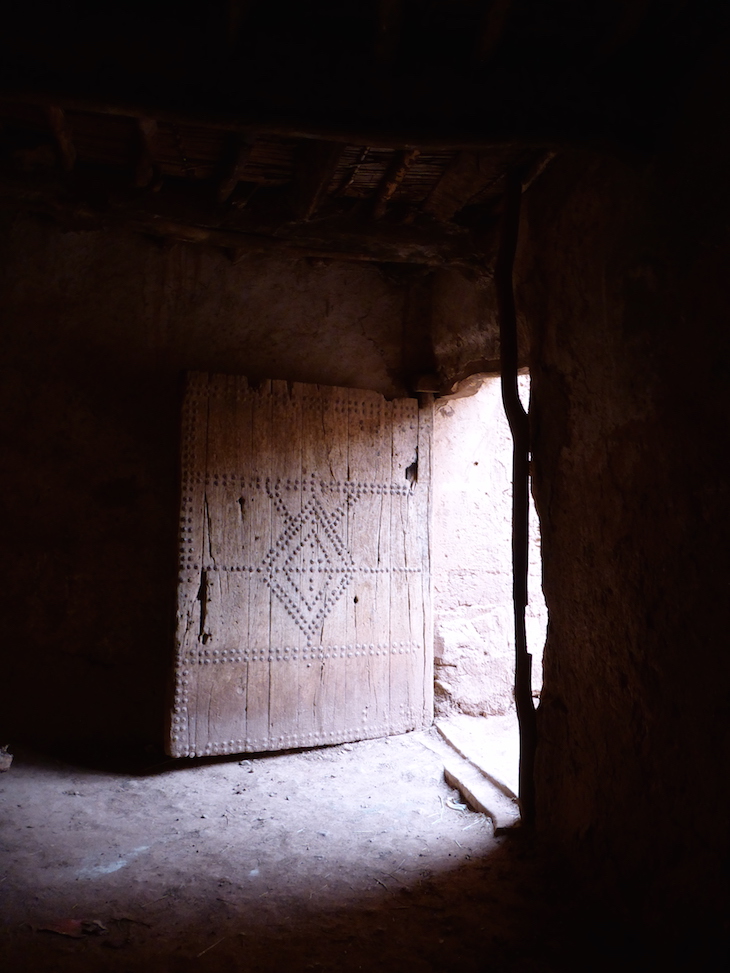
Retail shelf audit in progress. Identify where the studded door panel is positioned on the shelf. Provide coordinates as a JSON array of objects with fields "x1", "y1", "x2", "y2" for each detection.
[{"x1": 168, "y1": 374, "x2": 433, "y2": 757}]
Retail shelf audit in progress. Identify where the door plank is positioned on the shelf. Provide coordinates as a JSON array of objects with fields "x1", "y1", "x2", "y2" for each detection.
[
  {"x1": 310, "y1": 384, "x2": 350, "y2": 742},
  {"x1": 196, "y1": 374, "x2": 252, "y2": 752},
  {"x1": 244, "y1": 381, "x2": 273, "y2": 750},
  {"x1": 267, "y1": 380, "x2": 304, "y2": 749},
  {"x1": 346, "y1": 387, "x2": 390, "y2": 739},
  {"x1": 170, "y1": 372, "x2": 209, "y2": 756},
  {"x1": 388, "y1": 397, "x2": 421, "y2": 735}
]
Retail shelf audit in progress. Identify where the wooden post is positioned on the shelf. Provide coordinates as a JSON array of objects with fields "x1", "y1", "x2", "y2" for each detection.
[{"x1": 496, "y1": 167, "x2": 537, "y2": 827}]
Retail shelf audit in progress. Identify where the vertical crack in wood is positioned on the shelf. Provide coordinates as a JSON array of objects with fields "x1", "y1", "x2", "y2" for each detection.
[
  {"x1": 197, "y1": 569, "x2": 209, "y2": 641},
  {"x1": 406, "y1": 452, "x2": 418, "y2": 489}
]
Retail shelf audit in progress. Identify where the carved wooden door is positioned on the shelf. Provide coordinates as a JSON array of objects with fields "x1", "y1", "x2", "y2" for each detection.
[{"x1": 167, "y1": 373, "x2": 433, "y2": 758}]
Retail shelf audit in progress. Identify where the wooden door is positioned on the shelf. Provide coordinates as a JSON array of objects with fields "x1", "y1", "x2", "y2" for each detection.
[{"x1": 167, "y1": 374, "x2": 433, "y2": 758}]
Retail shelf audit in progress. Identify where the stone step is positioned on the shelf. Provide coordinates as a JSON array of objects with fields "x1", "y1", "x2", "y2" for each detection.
[
  {"x1": 436, "y1": 714, "x2": 519, "y2": 798},
  {"x1": 442, "y1": 759, "x2": 521, "y2": 832}
]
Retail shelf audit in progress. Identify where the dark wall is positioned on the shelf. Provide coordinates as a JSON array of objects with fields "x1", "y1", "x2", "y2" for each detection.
[{"x1": 521, "y1": 45, "x2": 730, "y2": 933}]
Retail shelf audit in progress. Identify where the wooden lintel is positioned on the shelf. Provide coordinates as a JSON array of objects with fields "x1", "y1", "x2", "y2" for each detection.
[
  {"x1": 134, "y1": 117, "x2": 159, "y2": 188},
  {"x1": 217, "y1": 135, "x2": 255, "y2": 203},
  {"x1": 292, "y1": 140, "x2": 345, "y2": 220},
  {"x1": 47, "y1": 106, "x2": 76, "y2": 171},
  {"x1": 137, "y1": 216, "x2": 487, "y2": 268},
  {"x1": 124, "y1": 217, "x2": 483, "y2": 268},
  {"x1": 373, "y1": 148, "x2": 420, "y2": 219},
  {"x1": 474, "y1": 0, "x2": 515, "y2": 64}
]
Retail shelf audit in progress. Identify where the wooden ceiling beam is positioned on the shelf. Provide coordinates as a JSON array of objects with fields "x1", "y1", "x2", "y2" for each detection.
[
  {"x1": 217, "y1": 135, "x2": 255, "y2": 203},
  {"x1": 291, "y1": 140, "x2": 345, "y2": 220},
  {"x1": 134, "y1": 117, "x2": 159, "y2": 188},
  {"x1": 333, "y1": 146, "x2": 370, "y2": 196},
  {"x1": 372, "y1": 148, "x2": 419, "y2": 219},
  {"x1": 47, "y1": 106, "x2": 76, "y2": 171}
]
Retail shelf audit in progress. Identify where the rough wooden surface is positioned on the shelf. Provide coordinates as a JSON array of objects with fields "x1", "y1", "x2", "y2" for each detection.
[{"x1": 168, "y1": 374, "x2": 433, "y2": 757}]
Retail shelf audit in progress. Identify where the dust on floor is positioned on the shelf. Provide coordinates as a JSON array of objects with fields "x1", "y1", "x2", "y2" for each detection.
[{"x1": 0, "y1": 724, "x2": 642, "y2": 972}]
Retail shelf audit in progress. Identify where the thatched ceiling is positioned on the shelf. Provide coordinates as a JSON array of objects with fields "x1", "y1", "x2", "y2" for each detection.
[{"x1": 0, "y1": 1, "x2": 720, "y2": 269}]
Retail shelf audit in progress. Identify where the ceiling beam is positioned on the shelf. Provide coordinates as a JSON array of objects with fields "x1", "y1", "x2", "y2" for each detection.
[
  {"x1": 134, "y1": 117, "x2": 159, "y2": 188},
  {"x1": 291, "y1": 140, "x2": 345, "y2": 220},
  {"x1": 333, "y1": 146, "x2": 370, "y2": 196},
  {"x1": 47, "y1": 106, "x2": 76, "y2": 172},
  {"x1": 372, "y1": 148, "x2": 419, "y2": 218},
  {"x1": 217, "y1": 135, "x2": 255, "y2": 203}
]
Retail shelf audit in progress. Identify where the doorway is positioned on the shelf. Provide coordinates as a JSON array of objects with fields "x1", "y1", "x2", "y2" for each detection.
[
  {"x1": 431, "y1": 372, "x2": 547, "y2": 795},
  {"x1": 170, "y1": 370, "x2": 546, "y2": 792}
]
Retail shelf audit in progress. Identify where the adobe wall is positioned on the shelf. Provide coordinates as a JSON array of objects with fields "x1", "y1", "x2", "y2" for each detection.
[{"x1": 520, "y1": 44, "x2": 730, "y2": 934}]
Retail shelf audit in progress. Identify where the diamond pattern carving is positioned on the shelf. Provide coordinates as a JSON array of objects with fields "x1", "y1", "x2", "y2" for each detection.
[{"x1": 262, "y1": 490, "x2": 357, "y2": 640}]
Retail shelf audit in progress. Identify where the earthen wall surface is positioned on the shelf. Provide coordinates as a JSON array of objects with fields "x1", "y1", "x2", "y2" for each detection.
[{"x1": 520, "y1": 44, "x2": 730, "y2": 931}]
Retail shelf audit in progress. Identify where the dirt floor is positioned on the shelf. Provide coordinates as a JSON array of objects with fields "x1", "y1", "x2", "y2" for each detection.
[{"x1": 0, "y1": 724, "x2": 662, "y2": 973}]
